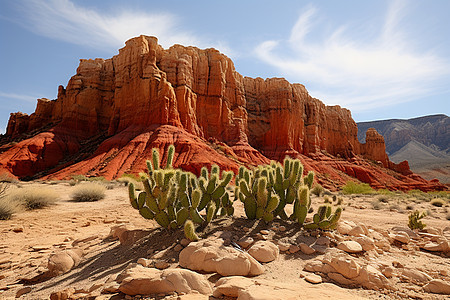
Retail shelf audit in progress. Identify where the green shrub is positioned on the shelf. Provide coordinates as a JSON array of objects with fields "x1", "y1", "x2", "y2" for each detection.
[
  {"x1": 408, "y1": 210, "x2": 426, "y2": 230},
  {"x1": 430, "y1": 198, "x2": 445, "y2": 207},
  {"x1": 8, "y1": 186, "x2": 58, "y2": 210},
  {"x1": 71, "y1": 183, "x2": 106, "y2": 202},
  {"x1": 341, "y1": 181, "x2": 374, "y2": 195}
]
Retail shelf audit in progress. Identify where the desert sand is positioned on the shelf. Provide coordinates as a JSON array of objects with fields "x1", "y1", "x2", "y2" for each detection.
[{"x1": 0, "y1": 180, "x2": 449, "y2": 299}]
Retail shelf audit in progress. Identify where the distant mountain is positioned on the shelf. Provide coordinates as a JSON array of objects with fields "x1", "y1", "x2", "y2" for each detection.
[{"x1": 357, "y1": 114, "x2": 449, "y2": 183}]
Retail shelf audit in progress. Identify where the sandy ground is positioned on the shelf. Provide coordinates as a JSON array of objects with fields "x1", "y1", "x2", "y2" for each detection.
[{"x1": 0, "y1": 181, "x2": 449, "y2": 299}]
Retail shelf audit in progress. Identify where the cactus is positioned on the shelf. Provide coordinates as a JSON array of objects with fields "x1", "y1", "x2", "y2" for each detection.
[
  {"x1": 239, "y1": 177, "x2": 280, "y2": 222},
  {"x1": 184, "y1": 220, "x2": 199, "y2": 241},
  {"x1": 304, "y1": 205, "x2": 342, "y2": 230}
]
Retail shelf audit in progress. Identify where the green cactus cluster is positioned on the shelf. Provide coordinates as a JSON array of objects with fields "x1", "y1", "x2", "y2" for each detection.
[
  {"x1": 235, "y1": 157, "x2": 342, "y2": 229},
  {"x1": 128, "y1": 145, "x2": 235, "y2": 241}
]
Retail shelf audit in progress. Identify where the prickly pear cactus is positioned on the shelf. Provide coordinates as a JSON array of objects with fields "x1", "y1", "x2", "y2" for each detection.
[{"x1": 128, "y1": 145, "x2": 235, "y2": 241}]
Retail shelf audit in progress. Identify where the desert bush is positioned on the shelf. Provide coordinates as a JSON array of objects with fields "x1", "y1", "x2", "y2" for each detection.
[
  {"x1": 0, "y1": 198, "x2": 17, "y2": 220},
  {"x1": 311, "y1": 184, "x2": 324, "y2": 197},
  {"x1": 377, "y1": 195, "x2": 390, "y2": 203},
  {"x1": 430, "y1": 198, "x2": 446, "y2": 207},
  {"x1": 9, "y1": 186, "x2": 58, "y2": 210},
  {"x1": 408, "y1": 210, "x2": 426, "y2": 230},
  {"x1": 341, "y1": 181, "x2": 374, "y2": 195},
  {"x1": 371, "y1": 199, "x2": 383, "y2": 210},
  {"x1": 71, "y1": 183, "x2": 106, "y2": 202}
]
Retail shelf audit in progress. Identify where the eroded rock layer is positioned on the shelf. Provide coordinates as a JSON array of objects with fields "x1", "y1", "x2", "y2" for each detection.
[{"x1": 0, "y1": 36, "x2": 444, "y2": 191}]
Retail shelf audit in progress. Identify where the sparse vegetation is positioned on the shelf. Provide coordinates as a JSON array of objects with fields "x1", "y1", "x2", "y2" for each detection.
[
  {"x1": 8, "y1": 186, "x2": 59, "y2": 210},
  {"x1": 341, "y1": 181, "x2": 374, "y2": 195},
  {"x1": 0, "y1": 183, "x2": 17, "y2": 220},
  {"x1": 71, "y1": 183, "x2": 106, "y2": 202},
  {"x1": 371, "y1": 199, "x2": 383, "y2": 210},
  {"x1": 311, "y1": 184, "x2": 324, "y2": 197},
  {"x1": 408, "y1": 210, "x2": 427, "y2": 230}
]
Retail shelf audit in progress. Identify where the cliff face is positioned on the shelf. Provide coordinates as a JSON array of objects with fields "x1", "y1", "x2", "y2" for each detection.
[{"x1": 0, "y1": 36, "x2": 444, "y2": 191}]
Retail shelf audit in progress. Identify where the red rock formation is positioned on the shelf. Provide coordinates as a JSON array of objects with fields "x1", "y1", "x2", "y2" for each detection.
[{"x1": 0, "y1": 35, "x2": 445, "y2": 191}]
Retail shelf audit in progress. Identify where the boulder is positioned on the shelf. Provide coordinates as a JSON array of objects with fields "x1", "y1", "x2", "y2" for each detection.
[
  {"x1": 179, "y1": 238, "x2": 264, "y2": 276},
  {"x1": 47, "y1": 249, "x2": 83, "y2": 276},
  {"x1": 247, "y1": 241, "x2": 279, "y2": 263},
  {"x1": 117, "y1": 265, "x2": 212, "y2": 296}
]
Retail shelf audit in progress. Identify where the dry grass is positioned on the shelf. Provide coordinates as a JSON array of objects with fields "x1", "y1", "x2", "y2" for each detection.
[
  {"x1": 71, "y1": 183, "x2": 106, "y2": 202},
  {"x1": 0, "y1": 183, "x2": 18, "y2": 220},
  {"x1": 8, "y1": 186, "x2": 59, "y2": 210}
]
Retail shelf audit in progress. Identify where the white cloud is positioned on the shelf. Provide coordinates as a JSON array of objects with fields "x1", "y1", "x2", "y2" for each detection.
[
  {"x1": 255, "y1": 0, "x2": 449, "y2": 112},
  {"x1": 15, "y1": 0, "x2": 204, "y2": 51}
]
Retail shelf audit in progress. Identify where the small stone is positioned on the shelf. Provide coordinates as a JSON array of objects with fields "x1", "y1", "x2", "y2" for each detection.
[
  {"x1": 354, "y1": 236, "x2": 375, "y2": 251},
  {"x1": 260, "y1": 230, "x2": 270, "y2": 235},
  {"x1": 154, "y1": 260, "x2": 169, "y2": 270},
  {"x1": 16, "y1": 286, "x2": 32, "y2": 297},
  {"x1": 440, "y1": 269, "x2": 448, "y2": 276},
  {"x1": 305, "y1": 274, "x2": 322, "y2": 284},
  {"x1": 237, "y1": 237, "x2": 254, "y2": 249},
  {"x1": 180, "y1": 239, "x2": 191, "y2": 247},
  {"x1": 137, "y1": 258, "x2": 151, "y2": 267},
  {"x1": 421, "y1": 241, "x2": 450, "y2": 252},
  {"x1": 31, "y1": 245, "x2": 51, "y2": 252},
  {"x1": 174, "y1": 244, "x2": 183, "y2": 252},
  {"x1": 278, "y1": 226, "x2": 286, "y2": 232},
  {"x1": 337, "y1": 241, "x2": 363, "y2": 253},
  {"x1": 299, "y1": 243, "x2": 315, "y2": 255},
  {"x1": 337, "y1": 222, "x2": 353, "y2": 235},
  {"x1": 401, "y1": 268, "x2": 432, "y2": 283},
  {"x1": 12, "y1": 227, "x2": 24, "y2": 233},
  {"x1": 315, "y1": 236, "x2": 331, "y2": 246},
  {"x1": 381, "y1": 266, "x2": 395, "y2": 278},
  {"x1": 289, "y1": 245, "x2": 300, "y2": 254},
  {"x1": 277, "y1": 242, "x2": 290, "y2": 252},
  {"x1": 348, "y1": 225, "x2": 365, "y2": 237}
]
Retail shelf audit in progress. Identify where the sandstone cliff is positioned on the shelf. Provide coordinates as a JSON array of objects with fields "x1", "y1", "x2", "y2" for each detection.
[{"x1": 0, "y1": 36, "x2": 444, "y2": 191}]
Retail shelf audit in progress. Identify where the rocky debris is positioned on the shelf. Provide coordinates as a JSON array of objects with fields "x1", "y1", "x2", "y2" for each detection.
[
  {"x1": 179, "y1": 238, "x2": 264, "y2": 276},
  {"x1": 423, "y1": 279, "x2": 450, "y2": 295},
  {"x1": 15, "y1": 286, "x2": 32, "y2": 298},
  {"x1": 237, "y1": 236, "x2": 254, "y2": 249},
  {"x1": 337, "y1": 241, "x2": 363, "y2": 253},
  {"x1": 354, "y1": 236, "x2": 375, "y2": 251},
  {"x1": 391, "y1": 232, "x2": 410, "y2": 244},
  {"x1": 401, "y1": 268, "x2": 432, "y2": 284},
  {"x1": 247, "y1": 241, "x2": 279, "y2": 263},
  {"x1": 47, "y1": 249, "x2": 83, "y2": 276},
  {"x1": 117, "y1": 265, "x2": 212, "y2": 296}
]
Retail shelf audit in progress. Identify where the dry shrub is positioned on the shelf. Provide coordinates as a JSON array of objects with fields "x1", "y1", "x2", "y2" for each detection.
[
  {"x1": 8, "y1": 186, "x2": 59, "y2": 210},
  {"x1": 71, "y1": 183, "x2": 106, "y2": 202},
  {"x1": 430, "y1": 198, "x2": 446, "y2": 207},
  {"x1": 0, "y1": 183, "x2": 18, "y2": 220}
]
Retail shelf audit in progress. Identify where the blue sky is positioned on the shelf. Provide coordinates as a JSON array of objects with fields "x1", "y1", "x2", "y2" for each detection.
[{"x1": 1, "y1": 0, "x2": 449, "y2": 134}]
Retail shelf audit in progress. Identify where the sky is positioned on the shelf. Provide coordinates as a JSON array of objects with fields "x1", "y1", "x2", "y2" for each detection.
[{"x1": 0, "y1": 0, "x2": 449, "y2": 134}]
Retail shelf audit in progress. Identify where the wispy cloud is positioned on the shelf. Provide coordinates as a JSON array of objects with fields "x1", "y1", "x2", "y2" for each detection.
[
  {"x1": 0, "y1": 92, "x2": 38, "y2": 103},
  {"x1": 14, "y1": 0, "x2": 204, "y2": 51},
  {"x1": 255, "y1": 0, "x2": 449, "y2": 112}
]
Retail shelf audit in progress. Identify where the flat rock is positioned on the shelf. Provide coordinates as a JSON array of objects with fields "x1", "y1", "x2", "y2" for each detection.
[
  {"x1": 213, "y1": 276, "x2": 366, "y2": 300},
  {"x1": 424, "y1": 279, "x2": 450, "y2": 295},
  {"x1": 179, "y1": 238, "x2": 264, "y2": 276},
  {"x1": 237, "y1": 237, "x2": 254, "y2": 249},
  {"x1": 117, "y1": 265, "x2": 212, "y2": 296},
  {"x1": 299, "y1": 243, "x2": 316, "y2": 255},
  {"x1": 401, "y1": 268, "x2": 432, "y2": 283},
  {"x1": 247, "y1": 241, "x2": 279, "y2": 263},
  {"x1": 348, "y1": 225, "x2": 367, "y2": 237},
  {"x1": 337, "y1": 241, "x2": 363, "y2": 253},
  {"x1": 421, "y1": 241, "x2": 450, "y2": 253},
  {"x1": 305, "y1": 274, "x2": 322, "y2": 284},
  {"x1": 392, "y1": 232, "x2": 410, "y2": 244}
]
